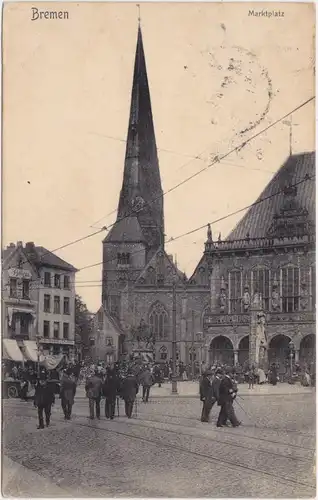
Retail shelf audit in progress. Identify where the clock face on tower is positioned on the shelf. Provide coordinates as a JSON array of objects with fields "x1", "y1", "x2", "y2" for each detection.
[{"x1": 131, "y1": 196, "x2": 145, "y2": 213}]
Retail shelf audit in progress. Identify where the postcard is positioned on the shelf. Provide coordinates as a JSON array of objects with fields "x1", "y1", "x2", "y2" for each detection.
[{"x1": 2, "y1": 2, "x2": 316, "y2": 498}]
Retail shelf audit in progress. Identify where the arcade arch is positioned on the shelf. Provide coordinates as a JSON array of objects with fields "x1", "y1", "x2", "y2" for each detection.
[
  {"x1": 238, "y1": 336, "x2": 249, "y2": 366},
  {"x1": 209, "y1": 336, "x2": 234, "y2": 366},
  {"x1": 300, "y1": 334, "x2": 315, "y2": 364},
  {"x1": 268, "y1": 334, "x2": 291, "y2": 371}
]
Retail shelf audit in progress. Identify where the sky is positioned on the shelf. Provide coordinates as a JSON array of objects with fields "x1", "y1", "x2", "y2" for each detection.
[{"x1": 3, "y1": 2, "x2": 315, "y2": 312}]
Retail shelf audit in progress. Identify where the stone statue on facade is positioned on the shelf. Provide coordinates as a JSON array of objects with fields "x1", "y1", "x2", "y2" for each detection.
[
  {"x1": 300, "y1": 282, "x2": 309, "y2": 310},
  {"x1": 252, "y1": 291, "x2": 262, "y2": 308},
  {"x1": 256, "y1": 311, "x2": 267, "y2": 368},
  {"x1": 271, "y1": 276, "x2": 280, "y2": 311},
  {"x1": 242, "y1": 285, "x2": 250, "y2": 312},
  {"x1": 219, "y1": 276, "x2": 227, "y2": 313}
]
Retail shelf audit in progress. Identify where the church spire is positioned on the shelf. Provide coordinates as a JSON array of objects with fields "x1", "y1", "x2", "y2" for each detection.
[{"x1": 116, "y1": 23, "x2": 164, "y2": 257}]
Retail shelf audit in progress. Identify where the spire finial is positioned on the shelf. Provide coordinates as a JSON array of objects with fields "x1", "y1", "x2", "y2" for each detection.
[
  {"x1": 207, "y1": 224, "x2": 212, "y2": 243},
  {"x1": 137, "y1": 4, "x2": 141, "y2": 25},
  {"x1": 289, "y1": 115, "x2": 293, "y2": 156},
  {"x1": 283, "y1": 116, "x2": 296, "y2": 157}
]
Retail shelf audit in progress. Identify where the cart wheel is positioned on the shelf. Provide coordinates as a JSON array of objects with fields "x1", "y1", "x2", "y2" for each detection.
[{"x1": 7, "y1": 385, "x2": 18, "y2": 398}]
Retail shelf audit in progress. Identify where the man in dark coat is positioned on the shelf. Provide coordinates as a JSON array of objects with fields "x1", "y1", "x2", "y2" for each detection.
[
  {"x1": 34, "y1": 371, "x2": 55, "y2": 429},
  {"x1": 60, "y1": 368, "x2": 77, "y2": 420},
  {"x1": 217, "y1": 366, "x2": 241, "y2": 428},
  {"x1": 200, "y1": 370, "x2": 214, "y2": 422},
  {"x1": 103, "y1": 368, "x2": 120, "y2": 420},
  {"x1": 120, "y1": 370, "x2": 139, "y2": 418},
  {"x1": 139, "y1": 367, "x2": 154, "y2": 403},
  {"x1": 85, "y1": 370, "x2": 103, "y2": 420},
  {"x1": 269, "y1": 363, "x2": 278, "y2": 385},
  {"x1": 200, "y1": 369, "x2": 221, "y2": 422},
  {"x1": 153, "y1": 364, "x2": 163, "y2": 387}
]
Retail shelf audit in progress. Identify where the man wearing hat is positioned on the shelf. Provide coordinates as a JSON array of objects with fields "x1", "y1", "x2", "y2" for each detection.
[
  {"x1": 217, "y1": 366, "x2": 241, "y2": 427},
  {"x1": 120, "y1": 369, "x2": 139, "y2": 418},
  {"x1": 60, "y1": 368, "x2": 77, "y2": 420},
  {"x1": 85, "y1": 369, "x2": 103, "y2": 419},
  {"x1": 34, "y1": 370, "x2": 55, "y2": 429},
  {"x1": 200, "y1": 369, "x2": 220, "y2": 422},
  {"x1": 103, "y1": 367, "x2": 120, "y2": 420}
]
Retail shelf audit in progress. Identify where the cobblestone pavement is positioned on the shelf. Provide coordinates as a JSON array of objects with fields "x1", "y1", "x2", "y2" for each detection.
[{"x1": 2, "y1": 392, "x2": 316, "y2": 498}]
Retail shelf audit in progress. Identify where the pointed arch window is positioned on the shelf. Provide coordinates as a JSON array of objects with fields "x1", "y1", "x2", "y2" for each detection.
[
  {"x1": 159, "y1": 345, "x2": 168, "y2": 360},
  {"x1": 281, "y1": 266, "x2": 300, "y2": 312},
  {"x1": 149, "y1": 302, "x2": 168, "y2": 339},
  {"x1": 251, "y1": 267, "x2": 270, "y2": 310},
  {"x1": 198, "y1": 267, "x2": 207, "y2": 285},
  {"x1": 147, "y1": 266, "x2": 156, "y2": 285},
  {"x1": 117, "y1": 253, "x2": 130, "y2": 266},
  {"x1": 228, "y1": 270, "x2": 242, "y2": 313},
  {"x1": 189, "y1": 346, "x2": 197, "y2": 362}
]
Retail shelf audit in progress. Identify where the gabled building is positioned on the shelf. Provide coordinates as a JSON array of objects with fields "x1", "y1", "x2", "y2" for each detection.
[
  {"x1": 90, "y1": 306, "x2": 122, "y2": 363},
  {"x1": 2, "y1": 241, "x2": 78, "y2": 362},
  {"x1": 97, "y1": 24, "x2": 315, "y2": 375}
]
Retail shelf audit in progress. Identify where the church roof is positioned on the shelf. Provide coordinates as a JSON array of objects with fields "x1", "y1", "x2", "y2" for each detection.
[
  {"x1": 104, "y1": 216, "x2": 145, "y2": 243},
  {"x1": 135, "y1": 247, "x2": 185, "y2": 286},
  {"x1": 30, "y1": 246, "x2": 78, "y2": 271},
  {"x1": 227, "y1": 152, "x2": 315, "y2": 240}
]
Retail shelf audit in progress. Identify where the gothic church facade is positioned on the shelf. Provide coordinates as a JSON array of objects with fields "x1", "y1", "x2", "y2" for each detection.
[{"x1": 100, "y1": 25, "x2": 315, "y2": 370}]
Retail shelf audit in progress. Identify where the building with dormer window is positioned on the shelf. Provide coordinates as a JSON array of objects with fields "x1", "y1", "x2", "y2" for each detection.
[{"x1": 2, "y1": 241, "x2": 77, "y2": 363}]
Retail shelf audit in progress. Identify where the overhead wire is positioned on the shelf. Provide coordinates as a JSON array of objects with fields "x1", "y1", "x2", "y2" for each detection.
[
  {"x1": 89, "y1": 96, "x2": 314, "y2": 229},
  {"x1": 3, "y1": 173, "x2": 312, "y2": 291},
  {"x1": 3, "y1": 96, "x2": 315, "y2": 273}
]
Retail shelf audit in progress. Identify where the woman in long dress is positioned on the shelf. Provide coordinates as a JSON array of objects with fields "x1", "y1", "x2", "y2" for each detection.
[
  {"x1": 301, "y1": 370, "x2": 311, "y2": 387},
  {"x1": 257, "y1": 367, "x2": 266, "y2": 384}
]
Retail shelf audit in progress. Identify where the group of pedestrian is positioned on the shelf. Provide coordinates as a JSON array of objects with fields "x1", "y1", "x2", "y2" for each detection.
[
  {"x1": 33, "y1": 368, "x2": 77, "y2": 429},
  {"x1": 85, "y1": 366, "x2": 140, "y2": 419},
  {"x1": 199, "y1": 366, "x2": 241, "y2": 428}
]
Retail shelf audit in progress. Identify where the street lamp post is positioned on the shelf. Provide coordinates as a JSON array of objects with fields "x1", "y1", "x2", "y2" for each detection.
[
  {"x1": 35, "y1": 334, "x2": 42, "y2": 376},
  {"x1": 289, "y1": 341, "x2": 295, "y2": 383},
  {"x1": 171, "y1": 280, "x2": 178, "y2": 394},
  {"x1": 196, "y1": 332, "x2": 204, "y2": 377}
]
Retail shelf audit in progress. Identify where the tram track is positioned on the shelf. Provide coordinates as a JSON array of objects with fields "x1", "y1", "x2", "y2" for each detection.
[
  {"x1": 57, "y1": 416, "x2": 316, "y2": 491},
  {"x1": 119, "y1": 413, "x2": 315, "y2": 461},
  {"x1": 135, "y1": 409, "x2": 316, "y2": 450},
  {"x1": 4, "y1": 404, "x2": 315, "y2": 493},
  {"x1": 4, "y1": 399, "x2": 315, "y2": 451},
  {"x1": 137, "y1": 405, "x2": 316, "y2": 437}
]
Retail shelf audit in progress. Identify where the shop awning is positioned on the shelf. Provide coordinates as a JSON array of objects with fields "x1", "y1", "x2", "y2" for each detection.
[
  {"x1": 22, "y1": 340, "x2": 42, "y2": 363},
  {"x1": 2, "y1": 339, "x2": 25, "y2": 362}
]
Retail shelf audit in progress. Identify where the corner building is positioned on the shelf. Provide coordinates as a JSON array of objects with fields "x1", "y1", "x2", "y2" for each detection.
[
  {"x1": 101, "y1": 25, "x2": 315, "y2": 375},
  {"x1": 2, "y1": 241, "x2": 77, "y2": 362}
]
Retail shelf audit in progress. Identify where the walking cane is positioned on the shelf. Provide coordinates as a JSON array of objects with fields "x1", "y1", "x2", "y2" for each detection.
[
  {"x1": 117, "y1": 396, "x2": 119, "y2": 417},
  {"x1": 234, "y1": 397, "x2": 257, "y2": 425},
  {"x1": 134, "y1": 397, "x2": 138, "y2": 418}
]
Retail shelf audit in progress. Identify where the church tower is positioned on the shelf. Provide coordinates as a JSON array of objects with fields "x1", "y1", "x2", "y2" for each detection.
[{"x1": 102, "y1": 24, "x2": 164, "y2": 312}]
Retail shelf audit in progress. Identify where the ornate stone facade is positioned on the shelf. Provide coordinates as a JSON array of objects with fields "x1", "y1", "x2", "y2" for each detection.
[{"x1": 99, "y1": 25, "x2": 315, "y2": 371}]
